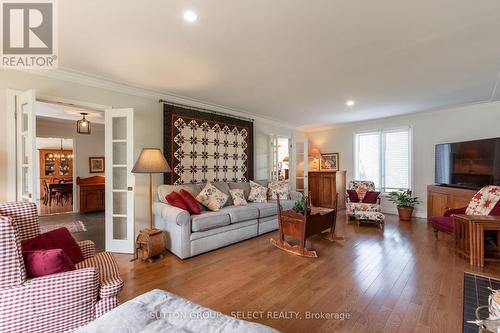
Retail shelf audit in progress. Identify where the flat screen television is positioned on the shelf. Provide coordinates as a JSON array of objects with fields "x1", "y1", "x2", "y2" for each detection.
[{"x1": 435, "y1": 137, "x2": 500, "y2": 190}]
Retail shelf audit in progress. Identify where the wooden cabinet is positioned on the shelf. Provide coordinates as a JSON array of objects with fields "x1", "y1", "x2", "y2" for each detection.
[
  {"x1": 77, "y1": 176, "x2": 105, "y2": 213},
  {"x1": 39, "y1": 149, "x2": 73, "y2": 198},
  {"x1": 427, "y1": 185, "x2": 476, "y2": 221},
  {"x1": 308, "y1": 171, "x2": 346, "y2": 209}
]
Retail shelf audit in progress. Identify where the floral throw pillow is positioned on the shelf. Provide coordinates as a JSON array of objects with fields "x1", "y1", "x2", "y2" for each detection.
[
  {"x1": 195, "y1": 183, "x2": 228, "y2": 211},
  {"x1": 230, "y1": 189, "x2": 248, "y2": 206},
  {"x1": 248, "y1": 180, "x2": 267, "y2": 203},
  {"x1": 268, "y1": 180, "x2": 290, "y2": 200}
]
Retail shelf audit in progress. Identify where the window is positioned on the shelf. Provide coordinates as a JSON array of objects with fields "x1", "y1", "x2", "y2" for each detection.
[{"x1": 354, "y1": 128, "x2": 411, "y2": 192}]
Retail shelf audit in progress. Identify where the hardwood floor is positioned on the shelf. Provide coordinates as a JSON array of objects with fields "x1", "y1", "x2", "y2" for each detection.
[
  {"x1": 113, "y1": 213, "x2": 500, "y2": 333},
  {"x1": 38, "y1": 199, "x2": 73, "y2": 215}
]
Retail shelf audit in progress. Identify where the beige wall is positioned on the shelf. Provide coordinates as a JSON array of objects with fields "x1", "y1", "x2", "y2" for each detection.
[
  {"x1": 37, "y1": 117, "x2": 105, "y2": 179},
  {"x1": 0, "y1": 69, "x2": 293, "y2": 233},
  {"x1": 306, "y1": 102, "x2": 500, "y2": 218}
]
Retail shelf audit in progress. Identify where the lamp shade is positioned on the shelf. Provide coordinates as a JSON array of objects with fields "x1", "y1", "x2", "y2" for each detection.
[
  {"x1": 310, "y1": 147, "x2": 322, "y2": 159},
  {"x1": 282, "y1": 156, "x2": 289, "y2": 162},
  {"x1": 132, "y1": 148, "x2": 170, "y2": 173}
]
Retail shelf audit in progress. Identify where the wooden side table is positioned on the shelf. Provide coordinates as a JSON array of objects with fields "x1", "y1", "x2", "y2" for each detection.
[{"x1": 453, "y1": 215, "x2": 500, "y2": 267}]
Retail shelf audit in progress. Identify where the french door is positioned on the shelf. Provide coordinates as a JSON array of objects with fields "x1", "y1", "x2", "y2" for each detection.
[
  {"x1": 105, "y1": 108, "x2": 135, "y2": 253},
  {"x1": 16, "y1": 90, "x2": 37, "y2": 202},
  {"x1": 293, "y1": 139, "x2": 308, "y2": 194}
]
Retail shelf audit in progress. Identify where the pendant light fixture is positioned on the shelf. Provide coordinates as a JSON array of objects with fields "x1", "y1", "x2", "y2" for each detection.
[{"x1": 77, "y1": 112, "x2": 91, "y2": 134}]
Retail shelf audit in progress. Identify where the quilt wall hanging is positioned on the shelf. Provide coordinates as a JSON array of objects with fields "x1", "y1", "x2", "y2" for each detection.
[{"x1": 163, "y1": 104, "x2": 254, "y2": 185}]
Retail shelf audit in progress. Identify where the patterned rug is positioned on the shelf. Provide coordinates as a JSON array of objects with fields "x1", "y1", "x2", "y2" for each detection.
[{"x1": 40, "y1": 220, "x2": 87, "y2": 234}]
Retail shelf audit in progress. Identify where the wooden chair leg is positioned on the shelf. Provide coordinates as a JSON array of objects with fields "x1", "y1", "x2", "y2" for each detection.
[{"x1": 434, "y1": 229, "x2": 439, "y2": 239}]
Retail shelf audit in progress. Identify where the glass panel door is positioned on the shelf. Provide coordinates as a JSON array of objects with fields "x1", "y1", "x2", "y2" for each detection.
[
  {"x1": 294, "y1": 139, "x2": 308, "y2": 194},
  {"x1": 16, "y1": 90, "x2": 36, "y2": 202},
  {"x1": 105, "y1": 108, "x2": 135, "y2": 253}
]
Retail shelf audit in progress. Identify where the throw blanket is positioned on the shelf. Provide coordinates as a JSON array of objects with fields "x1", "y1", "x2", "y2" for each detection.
[
  {"x1": 466, "y1": 185, "x2": 500, "y2": 215},
  {"x1": 76, "y1": 289, "x2": 280, "y2": 333}
]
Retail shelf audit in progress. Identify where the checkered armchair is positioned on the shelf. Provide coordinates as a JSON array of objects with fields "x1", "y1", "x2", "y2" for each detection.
[
  {"x1": 0, "y1": 202, "x2": 123, "y2": 333},
  {"x1": 346, "y1": 180, "x2": 381, "y2": 217}
]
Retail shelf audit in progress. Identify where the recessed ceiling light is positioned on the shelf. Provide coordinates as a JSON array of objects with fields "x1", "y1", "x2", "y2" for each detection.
[
  {"x1": 346, "y1": 100, "x2": 355, "y2": 107},
  {"x1": 183, "y1": 10, "x2": 198, "y2": 22}
]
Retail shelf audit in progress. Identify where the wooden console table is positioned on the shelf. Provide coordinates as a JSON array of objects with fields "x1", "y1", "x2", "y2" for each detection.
[
  {"x1": 271, "y1": 197, "x2": 343, "y2": 258},
  {"x1": 454, "y1": 214, "x2": 500, "y2": 267}
]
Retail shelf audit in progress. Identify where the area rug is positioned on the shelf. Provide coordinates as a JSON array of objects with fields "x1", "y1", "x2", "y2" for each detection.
[
  {"x1": 40, "y1": 220, "x2": 87, "y2": 234},
  {"x1": 463, "y1": 272, "x2": 500, "y2": 332}
]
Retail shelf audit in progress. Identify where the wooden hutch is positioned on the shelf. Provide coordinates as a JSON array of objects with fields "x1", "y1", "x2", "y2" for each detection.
[
  {"x1": 39, "y1": 149, "x2": 73, "y2": 197},
  {"x1": 308, "y1": 171, "x2": 346, "y2": 210}
]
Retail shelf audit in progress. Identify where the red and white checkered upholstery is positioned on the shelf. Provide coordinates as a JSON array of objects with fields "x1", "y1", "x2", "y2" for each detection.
[
  {"x1": 0, "y1": 202, "x2": 123, "y2": 333},
  {"x1": 76, "y1": 252, "x2": 124, "y2": 317},
  {"x1": 0, "y1": 201, "x2": 40, "y2": 241}
]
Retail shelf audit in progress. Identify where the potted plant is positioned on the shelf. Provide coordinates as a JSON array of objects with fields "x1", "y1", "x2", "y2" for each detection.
[
  {"x1": 293, "y1": 194, "x2": 311, "y2": 215},
  {"x1": 388, "y1": 189, "x2": 420, "y2": 221}
]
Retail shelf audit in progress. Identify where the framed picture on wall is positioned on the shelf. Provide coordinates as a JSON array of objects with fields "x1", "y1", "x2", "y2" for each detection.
[
  {"x1": 320, "y1": 153, "x2": 339, "y2": 171},
  {"x1": 89, "y1": 157, "x2": 105, "y2": 173}
]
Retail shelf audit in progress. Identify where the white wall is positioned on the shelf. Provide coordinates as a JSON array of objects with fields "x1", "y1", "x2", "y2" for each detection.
[
  {"x1": 0, "y1": 69, "x2": 294, "y2": 233},
  {"x1": 306, "y1": 102, "x2": 500, "y2": 218}
]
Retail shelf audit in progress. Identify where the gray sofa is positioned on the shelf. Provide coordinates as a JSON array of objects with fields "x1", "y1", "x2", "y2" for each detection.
[{"x1": 153, "y1": 180, "x2": 301, "y2": 259}]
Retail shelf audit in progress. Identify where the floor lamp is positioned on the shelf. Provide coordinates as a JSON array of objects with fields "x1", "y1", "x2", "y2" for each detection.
[{"x1": 132, "y1": 148, "x2": 170, "y2": 262}]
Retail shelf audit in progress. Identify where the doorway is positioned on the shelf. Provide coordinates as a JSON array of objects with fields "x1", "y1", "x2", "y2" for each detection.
[
  {"x1": 269, "y1": 135, "x2": 291, "y2": 181},
  {"x1": 7, "y1": 90, "x2": 136, "y2": 254},
  {"x1": 36, "y1": 136, "x2": 74, "y2": 216}
]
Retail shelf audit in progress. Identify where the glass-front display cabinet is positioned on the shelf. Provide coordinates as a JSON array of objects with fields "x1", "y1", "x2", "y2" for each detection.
[{"x1": 39, "y1": 149, "x2": 73, "y2": 202}]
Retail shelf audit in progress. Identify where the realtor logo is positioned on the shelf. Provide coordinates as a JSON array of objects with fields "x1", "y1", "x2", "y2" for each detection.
[{"x1": 1, "y1": 0, "x2": 57, "y2": 68}]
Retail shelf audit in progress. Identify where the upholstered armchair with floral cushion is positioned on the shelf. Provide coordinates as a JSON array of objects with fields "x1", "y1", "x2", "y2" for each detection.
[
  {"x1": 0, "y1": 202, "x2": 123, "y2": 333},
  {"x1": 346, "y1": 180, "x2": 381, "y2": 217}
]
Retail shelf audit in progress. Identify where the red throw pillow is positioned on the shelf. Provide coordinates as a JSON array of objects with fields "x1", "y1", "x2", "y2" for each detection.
[
  {"x1": 23, "y1": 249, "x2": 75, "y2": 278},
  {"x1": 490, "y1": 201, "x2": 500, "y2": 216},
  {"x1": 179, "y1": 189, "x2": 201, "y2": 214},
  {"x1": 22, "y1": 227, "x2": 84, "y2": 264},
  {"x1": 166, "y1": 191, "x2": 191, "y2": 213},
  {"x1": 347, "y1": 189, "x2": 360, "y2": 202},
  {"x1": 362, "y1": 191, "x2": 380, "y2": 204}
]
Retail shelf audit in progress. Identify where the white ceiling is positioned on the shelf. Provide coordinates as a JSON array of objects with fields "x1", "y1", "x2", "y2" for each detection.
[
  {"x1": 36, "y1": 101, "x2": 105, "y2": 124},
  {"x1": 58, "y1": 0, "x2": 500, "y2": 127}
]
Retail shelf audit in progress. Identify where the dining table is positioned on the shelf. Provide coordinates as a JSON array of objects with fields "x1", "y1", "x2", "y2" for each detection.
[{"x1": 47, "y1": 182, "x2": 73, "y2": 205}]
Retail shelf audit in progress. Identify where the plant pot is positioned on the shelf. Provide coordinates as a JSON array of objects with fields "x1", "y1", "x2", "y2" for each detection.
[{"x1": 397, "y1": 206, "x2": 414, "y2": 221}]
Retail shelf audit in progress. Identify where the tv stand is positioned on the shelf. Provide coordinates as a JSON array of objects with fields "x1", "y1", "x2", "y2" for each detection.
[{"x1": 427, "y1": 185, "x2": 476, "y2": 221}]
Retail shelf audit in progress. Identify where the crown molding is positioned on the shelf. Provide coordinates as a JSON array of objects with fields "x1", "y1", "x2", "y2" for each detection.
[
  {"x1": 24, "y1": 68, "x2": 297, "y2": 129},
  {"x1": 298, "y1": 99, "x2": 500, "y2": 133}
]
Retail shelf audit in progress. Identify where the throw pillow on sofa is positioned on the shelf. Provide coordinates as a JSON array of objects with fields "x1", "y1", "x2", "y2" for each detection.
[
  {"x1": 22, "y1": 227, "x2": 84, "y2": 264},
  {"x1": 230, "y1": 189, "x2": 248, "y2": 206},
  {"x1": 178, "y1": 189, "x2": 201, "y2": 214},
  {"x1": 166, "y1": 191, "x2": 192, "y2": 213},
  {"x1": 196, "y1": 183, "x2": 228, "y2": 211},
  {"x1": 23, "y1": 249, "x2": 75, "y2": 278},
  {"x1": 248, "y1": 180, "x2": 267, "y2": 203},
  {"x1": 268, "y1": 180, "x2": 290, "y2": 200}
]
